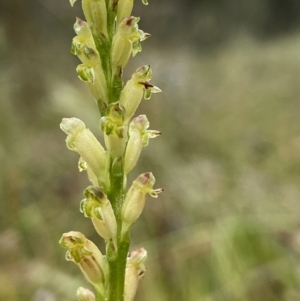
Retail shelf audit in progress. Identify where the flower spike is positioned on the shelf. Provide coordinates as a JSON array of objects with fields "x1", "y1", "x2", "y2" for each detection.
[{"x1": 61, "y1": 0, "x2": 162, "y2": 300}]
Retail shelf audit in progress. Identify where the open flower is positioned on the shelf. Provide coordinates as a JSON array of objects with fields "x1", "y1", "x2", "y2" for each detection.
[
  {"x1": 59, "y1": 231, "x2": 108, "y2": 294},
  {"x1": 125, "y1": 115, "x2": 161, "y2": 174},
  {"x1": 121, "y1": 173, "x2": 163, "y2": 235},
  {"x1": 60, "y1": 118, "x2": 109, "y2": 189},
  {"x1": 120, "y1": 66, "x2": 161, "y2": 121},
  {"x1": 80, "y1": 186, "x2": 117, "y2": 245},
  {"x1": 124, "y1": 248, "x2": 148, "y2": 301},
  {"x1": 112, "y1": 17, "x2": 150, "y2": 71}
]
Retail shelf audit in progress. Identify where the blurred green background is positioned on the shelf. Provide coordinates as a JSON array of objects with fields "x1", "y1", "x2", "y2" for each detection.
[{"x1": 1, "y1": 0, "x2": 300, "y2": 300}]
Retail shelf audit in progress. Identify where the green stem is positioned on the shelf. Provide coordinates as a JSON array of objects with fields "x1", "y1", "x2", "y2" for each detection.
[
  {"x1": 107, "y1": 238, "x2": 130, "y2": 301},
  {"x1": 116, "y1": 233, "x2": 130, "y2": 301},
  {"x1": 107, "y1": 155, "x2": 130, "y2": 301},
  {"x1": 93, "y1": 36, "x2": 112, "y2": 96},
  {"x1": 99, "y1": 3, "x2": 129, "y2": 301}
]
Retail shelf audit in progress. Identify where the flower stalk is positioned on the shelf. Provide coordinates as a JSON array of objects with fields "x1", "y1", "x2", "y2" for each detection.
[{"x1": 59, "y1": 1, "x2": 162, "y2": 301}]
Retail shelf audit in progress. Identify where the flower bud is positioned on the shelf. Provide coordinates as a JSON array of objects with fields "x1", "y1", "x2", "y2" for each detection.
[
  {"x1": 80, "y1": 186, "x2": 117, "y2": 242},
  {"x1": 71, "y1": 19, "x2": 107, "y2": 104},
  {"x1": 59, "y1": 231, "x2": 107, "y2": 292},
  {"x1": 124, "y1": 248, "x2": 147, "y2": 301},
  {"x1": 116, "y1": 0, "x2": 134, "y2": 25},
  {"x1": 72, "y1": 37, "x2": 99, "y2": 65},
  {"x1": 60, "y1": 118, "x2": 108, "y2": 187},
  {"x1": 72, "y1": 19, "x2": 98, "y2": 56},
  {"x1": 120, "y1": 66, "x2": 161, "y2": 121},
  {"x1": 121, "y1": 173, "x2": 163, "y2": 234},
  {"x1": 82, "y1": 0, "x2": 108, "y2": 37},
  {"x1": 112, "y1": 17, "x2": 144, "y2": 70},
  {"x1": 77, "y1": 287, "x2": 95, "y2": 301},
  {"x1": 125, "y1": 115, "x2": 161, "y2": 174},
  {"x1": 114, "y1": 0, "x2": 148, "y2": 13}
]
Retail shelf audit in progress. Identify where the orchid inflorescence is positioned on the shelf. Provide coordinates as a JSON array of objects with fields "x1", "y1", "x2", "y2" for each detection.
[{"x1": 59, "y1": 1, "x2": 162, "y2": 301}]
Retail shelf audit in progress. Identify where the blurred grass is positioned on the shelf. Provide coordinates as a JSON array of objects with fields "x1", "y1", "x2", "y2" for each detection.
[{"x1": 2, "y1": 9, "x2": 300, "y2": 300}]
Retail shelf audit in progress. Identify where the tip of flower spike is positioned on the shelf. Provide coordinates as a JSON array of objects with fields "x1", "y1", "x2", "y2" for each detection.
[{"x1": 141, "y1": 0, "x2": 149, "y2": 5}]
